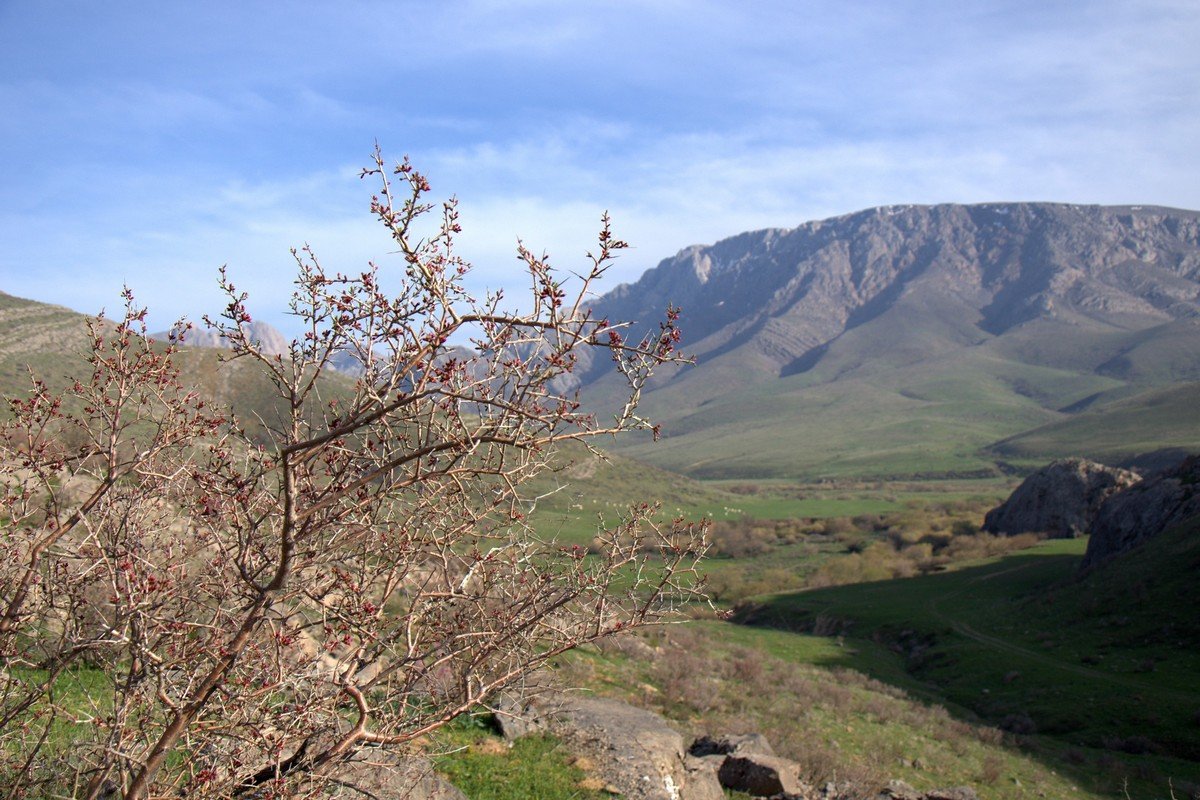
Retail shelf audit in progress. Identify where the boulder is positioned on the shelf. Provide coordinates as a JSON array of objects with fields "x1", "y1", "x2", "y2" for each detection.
[
  {"x1": 982, "y1": 458, "x2": 1140, "y2": 538},
  {"x1": 875, "y1": 782, "x2": 978, "y2": 800},
  {"x1": 492, "y1": 690, "x2": 551, "y2": 740},
  {"x1": 242, "y1": 749, "x2": 467, "y2": 800},
  {"x1": 505, "y1": 692, "x2": 724, "y2": 800},
  {"x1": 1082, "y1": 454, "x2": 1200, "y2": 569},
  {"x1": 921, "y1": 789, "x2": 979, "y2": 800},
  {"x1": 689, "y1": 732, "x2": 776, "y2": 758}
]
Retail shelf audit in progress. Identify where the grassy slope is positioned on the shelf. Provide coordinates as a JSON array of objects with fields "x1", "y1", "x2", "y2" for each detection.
[
  {"x1": 0, "y1": 291, "x2": 93, "y2": 391},
  {"x1": 991, "y1": 382, "x2": 1200, "y2": 467},
  {"x1": 567, "y1": 620, "x2": 1128, "y2": 800},
  {"x1": 0, "y1": 290, "x2": 359, "y2": 445},
  {"x1": 738, "y1": 521, "x2": 1200, "y2": 797},
  {"x1": 613, "y1": 346, "x2": 1131, "y2": 480},
  {"x1": 600, "y1": 295, "x2": 1200, "y2": 481}
]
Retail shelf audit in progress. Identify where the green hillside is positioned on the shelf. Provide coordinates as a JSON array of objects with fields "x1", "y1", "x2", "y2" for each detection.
[
  {"x1": 738, "y1": 519, "x2": 1200, "y2": 795},
  {"x1": 587, "y1": 204, "x2": 1200, "y2": 481},
  {"x1": 608, "y1": 326, "x2": 1199, "y2": 480},
  {"x1": 991, "y1": 382, "x2": 1200, "y2": 469}
]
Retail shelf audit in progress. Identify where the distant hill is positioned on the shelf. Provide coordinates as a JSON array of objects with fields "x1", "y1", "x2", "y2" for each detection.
[
  {"x1": 0, "y1": 289, "x2": 714, "y2": 513},
  {"x1": 153, "y1": 320, "x2": 291, "y2": 357},
  {"x1": 151, "y1": 320, "x2": 366, "y2": 375},
  {"x1": 583, "y1": 203, "x2": 1200, "y2": 479},
  {"x1": 0, "y1": 291, "x2": 345, "y2": 444}
]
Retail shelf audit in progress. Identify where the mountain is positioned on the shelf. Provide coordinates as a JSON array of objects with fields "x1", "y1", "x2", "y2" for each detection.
[
  {"x1": 154, "y1": 320, "x2": 291, "y2": 358},
  {"x1": 151, "y1": 320, "x2": 370, "y2": 376},
  {"x1": 584, "y1": 203, "x2": 1200, "y2": 479}
]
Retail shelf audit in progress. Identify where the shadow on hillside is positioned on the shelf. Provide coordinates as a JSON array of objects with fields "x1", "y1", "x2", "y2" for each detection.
[{"x1": 724, "y1": 545, "x2": 1200, "y2": 792}]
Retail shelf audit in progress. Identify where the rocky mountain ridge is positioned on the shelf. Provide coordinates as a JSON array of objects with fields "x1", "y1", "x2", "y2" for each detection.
[
  {"x1": 7, "y1": 201, "x2": 1200, "y2": 479},
  {"x1": 590, "y1": 202, "x2": 1200, "y2": 389},
  {"x1": 151, "y1": 320, "x2": 369, "y2": 375},
  {"x1": 154, "y1": 320, "x2": 291, "y2": 357},
  {"x1": 582, "y1": 202, "x2": 1200, "y2": 478}
]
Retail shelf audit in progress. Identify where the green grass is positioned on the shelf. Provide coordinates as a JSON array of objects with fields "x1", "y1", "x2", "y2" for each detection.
[
  {"x1": 526, "y1": 456, "x2": 1005, "y2": 547},
  {"x1": 737, "y1": 523, "x2": 1200, "y2": 797},
  {"x1": 433, "y1": 717, "x2": 608, "y2": 800},
  {"x1": 597, "y1": 305, "x2": 1198, "y2": 481},
  {"x1": 611, "y1": 353, "x2": 1093, "y2": 480},
  {"x1": 991, "y1": 381, "x2": 1200, "y2": 466}
]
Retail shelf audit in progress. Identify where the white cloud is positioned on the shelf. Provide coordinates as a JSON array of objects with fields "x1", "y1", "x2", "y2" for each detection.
[{"x1": 2, "y1": 0, "x2": 1199, "y2": 334}]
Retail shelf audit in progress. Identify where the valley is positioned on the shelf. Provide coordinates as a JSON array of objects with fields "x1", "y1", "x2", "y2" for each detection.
[{"x1": 1, "y1": 199, "x2": 1198, "y2": 799}]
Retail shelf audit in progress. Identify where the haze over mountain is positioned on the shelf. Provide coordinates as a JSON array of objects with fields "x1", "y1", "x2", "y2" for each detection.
[{"x1": 583, "y1": 202, "x2": 1200, "y2": 479}]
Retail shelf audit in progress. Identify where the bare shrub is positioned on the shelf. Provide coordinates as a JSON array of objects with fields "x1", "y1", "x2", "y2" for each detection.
[
  {"x1": 709, "y1": 519, "x2": 773, "y2": 557},
  {"x1": 812, "y1": 613, "x2": 849, "y2": 637},
  {"x1": 0, "y1": 150, "x2": 706, "y2": 800},
  {"x1": 730, "y1": 648, "x2": 766, "y2": 684},
  {"x1": 653, "y1": 645, "x2": 722, "y2": 714},
  {"x1": 1064, "y1": 747, "x2": 1087, "y2": 765},
  {"x1": 978, "y1": 754, "x2": 1004, "y2": 784}
]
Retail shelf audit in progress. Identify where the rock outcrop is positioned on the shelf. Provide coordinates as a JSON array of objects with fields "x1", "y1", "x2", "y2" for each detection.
[
  {"x1": 1082, "y1": 454, "x2": 1200, "y2": 569},
  {"x1": 157, "y1": 320, "x2": 291, "y2": 357},
  {"x1": 499, "y1": 692, "x2": 724, "y2": 800},
  {"x1": 879, "y1": 783, "x2": 979, "y2": 800},
  {"x1": 499, "y1": 693, "x2": 981, "y2": 800},
  {"x1": 982, "y1": 458, "x2": 1140, "y2": 538}
]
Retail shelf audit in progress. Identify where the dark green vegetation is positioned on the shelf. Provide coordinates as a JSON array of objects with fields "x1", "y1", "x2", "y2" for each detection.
[{"x1": 737, "y1": 519, "x2": 1200, "y2": 798}]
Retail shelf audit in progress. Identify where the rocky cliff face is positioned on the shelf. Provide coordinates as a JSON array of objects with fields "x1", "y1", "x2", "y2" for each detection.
[
  {"x1": 1083, "y1": 455, "x2": 1200, "y2": 569},
  {"x1": 982, "y1": 458, "x2": 1141, "y2": 538},
  {"x1": 154, "y1": 320, "x2": 374, "y2": 375},
  {"x1": 588, "y1": 203, "x2": 1200, "y2": 391}
]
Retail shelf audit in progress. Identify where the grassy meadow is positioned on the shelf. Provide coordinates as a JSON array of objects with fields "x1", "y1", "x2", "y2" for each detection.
[{"x1": 513, "y1": 467, "x2": 1200, "y2": 800}]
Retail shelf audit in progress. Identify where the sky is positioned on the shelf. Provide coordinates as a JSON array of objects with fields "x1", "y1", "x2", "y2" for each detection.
[{"x1": 1, "y1": 0, "x2": 1198, "y2": 334}]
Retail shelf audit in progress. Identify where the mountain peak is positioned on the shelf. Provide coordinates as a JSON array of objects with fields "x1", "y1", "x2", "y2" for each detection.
[{"x1": 155, "y1": 320, "x2": 291, "y2": 357}]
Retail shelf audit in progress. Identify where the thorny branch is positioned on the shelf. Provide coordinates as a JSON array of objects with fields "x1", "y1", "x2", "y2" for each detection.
[{"x1": 0, "y1": 147, "x2": 707, "y2": 800}]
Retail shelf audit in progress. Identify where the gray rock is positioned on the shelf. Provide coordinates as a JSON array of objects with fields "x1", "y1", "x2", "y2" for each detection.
[
  {"x1": 1082, "y1": 454, "x2": 1200, "y2": 569},
  {"x1": 340, "y1": 754, "x2": 467, "y2": 800},
  {"x1": 491, "y1": 690, "x2": 550, "y2": 741},
  {"x1": 281, "y1": 750, "x2": 467, "y2": 800},
  {"x1": 510, "y1": 692, "x2": 724, "y2": 800},
  {"x1": 688, "y1": 732, "x2": 776, "y2": 758},
  {"x1": 922, "y1": 789, "x2": 979, "y2": 800},
  {"x1": 982, "y1": 458, "x2": 1140, "y2": 538},
  {"x1": 875, "y1": 782, "x2": 978, "y2": 800}
]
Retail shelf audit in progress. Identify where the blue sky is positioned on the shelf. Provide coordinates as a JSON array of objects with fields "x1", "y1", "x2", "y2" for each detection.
[{"x1": 2, "y1": 1, "x2": 1198, "y2": 334}]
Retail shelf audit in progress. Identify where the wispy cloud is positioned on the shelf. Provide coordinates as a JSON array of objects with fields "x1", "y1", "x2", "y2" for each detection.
[{"x1": 1, "y1": 1, "x2": 1198, "y2": 334}]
